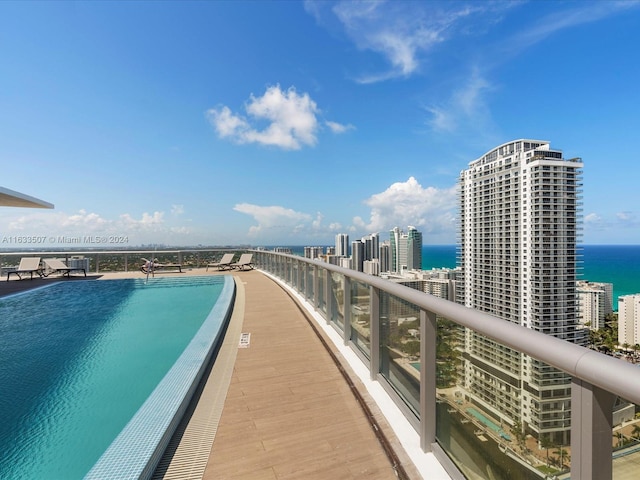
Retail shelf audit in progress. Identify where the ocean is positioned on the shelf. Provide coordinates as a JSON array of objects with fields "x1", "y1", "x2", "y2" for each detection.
[{"x1": 282, "y1": 244, "x2": 640, "y2": 310}]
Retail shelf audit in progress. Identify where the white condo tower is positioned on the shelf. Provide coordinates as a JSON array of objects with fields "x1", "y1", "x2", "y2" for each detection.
[{"x1": 458, "y1": 139, "x2": 583, "y2": 444}]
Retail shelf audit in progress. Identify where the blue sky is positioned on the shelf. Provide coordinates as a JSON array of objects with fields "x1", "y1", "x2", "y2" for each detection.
[{"x1": 1, "y1": 0, "x2": 639, "y2": 247}]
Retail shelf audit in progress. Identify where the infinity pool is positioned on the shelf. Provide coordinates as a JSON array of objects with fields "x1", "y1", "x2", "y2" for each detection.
[{"x1": 0, "y1": 276, "x2": 233, "y2": 479}]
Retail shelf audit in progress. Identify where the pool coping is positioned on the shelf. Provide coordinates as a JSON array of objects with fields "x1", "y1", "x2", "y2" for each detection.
[{"x1": 84, "y1": 275, "x2": 236, "y2": 480}]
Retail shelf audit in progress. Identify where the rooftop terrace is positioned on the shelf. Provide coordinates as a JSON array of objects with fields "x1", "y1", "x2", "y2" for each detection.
[
  {"x1": 2, "y1": 249, "x2": 639, "y2": 479},
  {"x1": 0, "y1": 268, "x2": 432, "y2": 479}
]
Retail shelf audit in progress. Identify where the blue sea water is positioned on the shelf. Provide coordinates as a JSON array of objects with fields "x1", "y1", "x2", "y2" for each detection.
[
  {"x1": 420, "y1": 244, "x2": 639, "y2": 309},
  {"x1": 283, "y1": 244, "x2": 640, "y2": 310}
]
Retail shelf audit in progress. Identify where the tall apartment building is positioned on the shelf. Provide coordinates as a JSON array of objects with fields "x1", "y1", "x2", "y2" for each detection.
[
  {"x1": 351, "y1": 240, "x2": 364, "y2": 272},
  {"x1": 303, "y1": 246, "x2": 324, "y2": 259},
  {"x1": 379, "y1": 241, "x2": 391, "y2": 273},
  {"x1": 361, "y1": 233, "x2": 380, "y2": 261},
  {"x1": 335, "y1": 233, "x2": 349, "y2": 258},
  {"x1": 618, "y1": 294, "x2": 640, "y2": 346},
  {"x1": 459, "y1": 139, "x2": 583, "y2": 444},
  {"x1": 389, "y1": 226, "x2": 423, "y2": 273},
  {"x1": 407, "y1": 226, "x2": 422, "y2": 270},
  {"x1": 577, "y1": 281, "x2": 613, "y2": 330}
]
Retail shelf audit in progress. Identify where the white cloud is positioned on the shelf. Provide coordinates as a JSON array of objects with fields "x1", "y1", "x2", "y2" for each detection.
[
  {"x1": 233, "y1": 203, "x2": 313, "y2": 236},
  {"x1": 328, "y1": 1, "x2": 494, "y2": 83},
  {"x1": 7, "y1": 209, "x2": 109, "y2": 233},
  {"x1": 0, "y1": 208, "x2": 196, "y2": 246},
  {"x1": 582, "y1": 210, "x2": 640, "y2": 243},
  {"x1": 506, "y1": 2, "x2": 639, "y2": 58},
  {"x1": 426, "y1": 67, "x2": 493, "y2": 134},
  {"x1": 357, "y1": 177, "x2": 457, "y2": 239},
  {"x1": 171, "y1": 204, "x2": 184, "y2": 215},
  {"x1": 208, "y1": 85, "x2": 348, "y2": 150},
  {"x1": 584, "y1": 213, "x2": 602, "y2": 223},
  {"x1": 616, "y1": 211, "x2": 635, "y2": 221},
  {"x1": 325, "y1": 120, "x2": 355, "y2": 134},
  {"x1": 119, "y1": 211, "x2": 165, "y2": 229}
]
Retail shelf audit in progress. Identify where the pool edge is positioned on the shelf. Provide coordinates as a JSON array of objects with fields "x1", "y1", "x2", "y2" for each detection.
[{"x1": 84, "y1": 275, "x2": 236, "y2": 480}]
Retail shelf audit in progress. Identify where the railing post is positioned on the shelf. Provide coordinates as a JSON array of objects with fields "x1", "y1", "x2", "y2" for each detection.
[
  {"x1": 343, "y1": 276, "x2": 351, "y2": 346},
  {"x1": 420, "y1": 309, "x2": 437, "y2": 452},
  {"x1": 369, "y1": 286, "x2": 380, "y2": 381},
  {"x1": 571, "y1": 377, "x2": 615, "y2": 480}
]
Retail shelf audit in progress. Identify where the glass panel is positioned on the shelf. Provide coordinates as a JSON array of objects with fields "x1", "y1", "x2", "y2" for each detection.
[
  {"x1": 613, "y1": 400, "x2": 639, "y2": 479},
  {"x1": 96, "y1": 253, "x2": 123, "y2": 272},
  {"x1": 350, "y1": 280, "x2": 371, "y2": 358},
  {"x1": 306, "y1": 264, "x2": 315, "y2": 303},
  {"x1": 297, "y1": 260, "x2": 304, "y2": 293},
  {"x1": 288, "y1": 259, "x2": 298, "y2": 289},
  {"x1": 317, "y1": 268, "x2": 326, "y2": 315},
  {"x1": 435, "y1": 318, "x2": 565, "y2": 479},
  {"x1": 329, "y1": 272, "x2": 344, "y2": 329},
  {"x1": 379, "y1": 291, "x2": 420, "y2": 416}
]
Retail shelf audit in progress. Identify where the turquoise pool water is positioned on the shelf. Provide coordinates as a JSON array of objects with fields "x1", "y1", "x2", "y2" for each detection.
[
  {"x1": 0, "y1": 276, "x2": 229, "y2": 479},
  {"x1": 467, "y1": 407, "x2": 512, "y2": 441}
]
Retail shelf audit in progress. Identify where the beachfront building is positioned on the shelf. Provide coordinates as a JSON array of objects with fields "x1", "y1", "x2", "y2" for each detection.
[
  {"x1": 577, "y1": 281, "x2": 614, "y2": 330},
  {"x1": 459, "y1": 139, "x2": 583, "y2": 444},
  {"x1": 335, "y1": 233, "x2": 349, "y2": 257},
  {"x1": 389, "y1": 226, "x2": 423, "y2": 274},
  {"x1": 303, "y1": 246, "x2": 324, "y2": 259},
  {"x1": 407, "y1": 226, "x2": 422, "y2": 270},
  {"x1": 618, "y1": 293, "x2": 640, "y2": 346}
]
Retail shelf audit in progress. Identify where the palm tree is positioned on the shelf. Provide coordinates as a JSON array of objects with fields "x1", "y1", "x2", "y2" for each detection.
[
  {"x1": 540, "y1": 436, "x2": 553, "y2": 467},
  {"x1": 631, "y1": 424, "x2": 640, "y2": 440},
  {"x1": 553, "y1": 446, "x2": 568, "y2": 469}
]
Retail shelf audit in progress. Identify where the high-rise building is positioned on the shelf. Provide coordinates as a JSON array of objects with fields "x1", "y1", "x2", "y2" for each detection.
[
  {"x1": 389, "y1": 226, "x2": 422, "y2": 273},
  {"x1": 618, "y1": 294, "x2": 640, "y2": 346},
  {"x1": 335, "y1": 233, "x2": 349, "y2": 257},
  {"x1": 577, "y1": 281, "x2": 613, "y2": 330},
  {"x1": 458, "y1": 139, "x2": 583, "y2": 444},
  {"x1": 390, "y1": 227, "x2": 403, "y2": 273},
  {"x1": 304, "y1": 246, "x2": 324, "y2": 259},
  {"x1": 361, "y1": 233, "x2": 380, "y2": 261},
  {"x1": 379, "y1": 241, "x2": 390, "y2": 273},
  {"x1": 351, "y1": 240, "x2": 364, "y2": 272},
  {"x1": 407, "y1": 226, "x2": 422, "y2": 270}
]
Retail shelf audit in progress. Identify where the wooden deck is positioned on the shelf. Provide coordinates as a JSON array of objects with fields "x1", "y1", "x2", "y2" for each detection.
[
  {"x1": 202, "y1": 270, "x2": 413, "y2": 480},
  {"x1": 0, "y1": 269, "x2": 419, "y2": 480}
]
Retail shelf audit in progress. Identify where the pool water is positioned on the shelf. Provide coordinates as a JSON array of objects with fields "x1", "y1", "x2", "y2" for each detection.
[
  {"x1": 467, "y1": 407, "x2": 512, "y2": 441},
  {"x1": 0, "y1": 276, "x2": 227, "y2": 479}
]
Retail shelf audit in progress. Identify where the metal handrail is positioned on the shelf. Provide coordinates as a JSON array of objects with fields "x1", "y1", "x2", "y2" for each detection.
[{"x1": 258, "y1": 251, "x2": 640, "y2": 405}]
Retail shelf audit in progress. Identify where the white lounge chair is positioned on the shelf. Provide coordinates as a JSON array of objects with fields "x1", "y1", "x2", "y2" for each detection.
[
  {"x1": 43, "y1": 258, "x2": 87, "y2": 277},
  {"x1": 206, "y1": 253, "x2": 235, "y2": 271},
  {"x1": 6, "y1": 257, "x2": 43, "y2": 280},
  {"x1": 230, "y1": 253, "x2": 254, "y2": 271}
]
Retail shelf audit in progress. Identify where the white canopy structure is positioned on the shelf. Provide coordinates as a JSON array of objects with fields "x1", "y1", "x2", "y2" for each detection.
[{"x1": 0, "y1": 186, "x2": 54, "y2": 209}]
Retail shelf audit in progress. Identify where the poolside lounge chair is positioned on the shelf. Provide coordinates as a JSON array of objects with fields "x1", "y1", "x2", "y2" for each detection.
[
  {"x1": 43, "y1": 258, "x2": 87, "y2": 278},
  {"x1": 206, "y1": 253, "x2": 235, "y2": 271},
  {"x1": 230, "y1": 253, "x2": 254, "y2": 271},
  {"x1": 140, "y1": 258, "x2": 182, "y2": 274},
  {"x1": 6, "y1": 257, "x2": 43, "y2": 280}
]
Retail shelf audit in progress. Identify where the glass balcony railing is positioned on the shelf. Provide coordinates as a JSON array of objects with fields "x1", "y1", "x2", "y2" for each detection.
[{"x1": 254, "y1": 250, "x2": 640, "y2": 480}]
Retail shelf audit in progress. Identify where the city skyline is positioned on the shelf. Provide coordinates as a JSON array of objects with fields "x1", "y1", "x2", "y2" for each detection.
[{"x1": 2, "y1": 1, "x2": 640, "y2": 247}]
